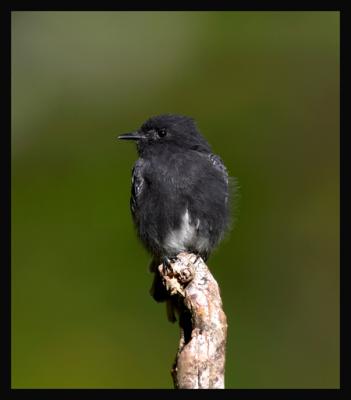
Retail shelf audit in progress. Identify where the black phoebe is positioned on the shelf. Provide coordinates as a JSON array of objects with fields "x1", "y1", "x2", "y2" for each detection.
[{"x1": 118, "y1": 114, "x2": 232, "y2": 320}]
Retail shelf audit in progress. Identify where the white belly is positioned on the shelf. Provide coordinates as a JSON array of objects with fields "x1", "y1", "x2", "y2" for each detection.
[{"x1": 163, "y1": 209, "x2": 209, "y2": 255}]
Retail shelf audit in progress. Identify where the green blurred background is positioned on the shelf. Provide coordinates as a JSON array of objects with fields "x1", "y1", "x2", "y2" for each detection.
[{"x1": 11, "y1": 11, "x2": 339, "y2": 388}]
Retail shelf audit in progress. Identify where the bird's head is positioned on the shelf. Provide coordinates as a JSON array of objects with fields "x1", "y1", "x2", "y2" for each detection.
[{"x1": 118, "y1": 114, "x2": 211, "y2": 156}]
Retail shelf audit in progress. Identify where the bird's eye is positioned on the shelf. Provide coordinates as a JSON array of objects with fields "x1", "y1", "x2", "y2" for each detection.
[{"x1": 158, "y1": 128, "x2": 167, "y2": 137}]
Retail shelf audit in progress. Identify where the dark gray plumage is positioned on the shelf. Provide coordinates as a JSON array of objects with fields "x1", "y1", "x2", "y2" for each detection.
[{"x1": 118, "y1": 114, "x2": 232, "y2": 318}]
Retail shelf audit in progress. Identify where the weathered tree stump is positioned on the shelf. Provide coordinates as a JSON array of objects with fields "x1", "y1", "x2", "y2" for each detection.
[{"x1": 157, "y1": 252, "x2": 227, "y2": 389}]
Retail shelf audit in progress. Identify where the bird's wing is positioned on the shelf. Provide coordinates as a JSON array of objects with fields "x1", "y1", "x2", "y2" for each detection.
[
  {"x1": 207, "y1": 153, "x2": 231, "y2": 208},
  {"x1": 208, "y1": 153, "x2": 229, "y2": 185},
  {"x1": 130, "y1": 159, "x2": 145, "y2": 217}
]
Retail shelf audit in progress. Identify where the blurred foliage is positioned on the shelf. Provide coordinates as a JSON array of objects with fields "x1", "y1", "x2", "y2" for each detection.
[{"x1": 11, "y1": 11, "x2": 339, "y2": 388}]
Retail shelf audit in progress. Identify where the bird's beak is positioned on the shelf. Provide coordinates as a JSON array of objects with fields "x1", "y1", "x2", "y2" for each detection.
[{"x1": 117, "y1": 131, "x2": 144, "y2": 141}]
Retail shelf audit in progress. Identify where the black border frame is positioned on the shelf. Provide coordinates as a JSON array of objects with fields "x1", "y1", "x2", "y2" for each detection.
[{"x1": 3, "y1": 2, "x2": 348, "y2": 398}]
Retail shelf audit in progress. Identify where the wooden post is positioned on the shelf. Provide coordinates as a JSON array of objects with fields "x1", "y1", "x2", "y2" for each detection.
[{"x1": 157, "y1": 252, "x2": 227, "y2": 389}]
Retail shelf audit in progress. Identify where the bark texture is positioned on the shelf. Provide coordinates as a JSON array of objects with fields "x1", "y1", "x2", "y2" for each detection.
[{"x1": 157, "y1": 252, "x2": 227, "y2": 389}]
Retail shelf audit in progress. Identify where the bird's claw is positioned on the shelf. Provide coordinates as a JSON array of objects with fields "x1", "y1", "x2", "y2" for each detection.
[
  {"x1": 193, "y1": 253, "x2": 202, "y2": 264},
  {"x1": 162, "y1": 256, "x2": 178, "y2": 275}
]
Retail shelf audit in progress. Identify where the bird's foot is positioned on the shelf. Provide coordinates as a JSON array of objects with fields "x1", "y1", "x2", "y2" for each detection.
[
  {"x1": 158, "y1": 253, "x2": 196, "y2": 298},
  {"x1": 162, "y1": 255, "x2": 179, "y2": 275},
  {"x1": 194, "y1": 253, "x2": 201, "y2": 264},
  {"x1": 189, "y1": 252, "x2": 202, "y2": 265}
]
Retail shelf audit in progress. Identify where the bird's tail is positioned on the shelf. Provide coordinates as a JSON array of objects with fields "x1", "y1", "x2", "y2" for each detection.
[
  {"x1": 149, "y1": 270, "x2": 169, "y2": 302},
  {"x1": 149, "y1": 258, "x2": 177, "y2": 323}
]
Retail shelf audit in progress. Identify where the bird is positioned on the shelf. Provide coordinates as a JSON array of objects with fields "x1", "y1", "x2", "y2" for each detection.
[{"x1": 118, "y1": 114, "x2": 232, "y2": 321}]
